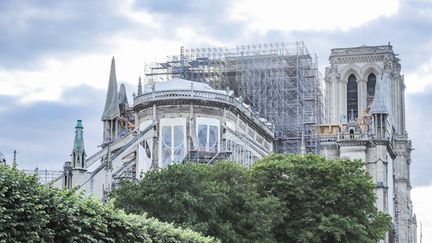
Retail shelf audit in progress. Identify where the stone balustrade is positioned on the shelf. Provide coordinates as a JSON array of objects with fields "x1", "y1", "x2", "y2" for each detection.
[{"x1": 133, "y1": 88, "x2": 273, "y2": 134}]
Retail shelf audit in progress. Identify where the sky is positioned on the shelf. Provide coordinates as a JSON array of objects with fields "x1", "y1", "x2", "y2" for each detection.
[{"x1": 0, "y1": 0, "x2": 431, "y2": 240}]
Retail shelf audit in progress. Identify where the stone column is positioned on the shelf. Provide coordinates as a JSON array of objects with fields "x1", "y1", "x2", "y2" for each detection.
[
  {"x1": 339, "y1": 80, "x2": 347, "y2": 122},
  {"x1": 366, "y1": 142, "x2": 390, "y2": 243},
  {"x1": 332, "y1": 78, "x2": 338, "y2": 123},
  {"x1": 324, "y1": 78, "x2": 331, "y2": 122},
  {"x1": 358, "y1": 79, "x2": 367, "y2": 115},
  {"x1": 394, "y1": 139, "x2": 414, "y2": 243},
  {"x1": 401, "y1": 76, "x2": 406, "y2": 133}
]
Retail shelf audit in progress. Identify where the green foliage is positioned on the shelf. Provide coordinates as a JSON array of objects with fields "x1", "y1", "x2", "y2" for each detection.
[
  {"x1": 0, "y1": 164, "x2": 217, "y2": 243},
  {"x1": 112, "y1": 162, "x2": 282, "y2": 243},
  {"x1": 113, "y1": 155, "x2": 391, "y2": 243},
  {"x1": 251, "y1": 154, "x2": 391, "y2": 243}
]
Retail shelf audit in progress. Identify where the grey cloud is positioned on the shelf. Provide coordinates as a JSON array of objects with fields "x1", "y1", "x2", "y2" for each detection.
[
  {"x1": 133, "y1": 0, "x2": 228, "y2": 15},
  {"x1": 130, "y1": 0, "x2": 248, "y2": 44},
  {"x1": 406, "y1": 89, "x2": 432, "y2": 186},
  {"x1": 0, "y1": 85, "x2": 106, "y2": 171},
  {"x1": 2, "y1": 0, "x2": 431, "y2": 72},
  {"x1": 0, "y1": 0, "x2": 246, "y2": 70},
  {"x1": 129, "y1": 0, "x2": 432, "y2": 70},
  {"x1": 0, "y1": 0, "x2": 133, "y2": 69},
  {"x1": 252, "y1": 0, "x2": 432, "y2": 73}
]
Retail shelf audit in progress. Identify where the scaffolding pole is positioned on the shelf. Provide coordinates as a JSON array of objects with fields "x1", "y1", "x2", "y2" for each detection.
[{"x1": 145, "y1": 42, "x2": 324, "y2": 154}]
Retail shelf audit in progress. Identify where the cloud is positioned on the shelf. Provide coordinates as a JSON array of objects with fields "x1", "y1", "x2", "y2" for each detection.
[
  {"x1": 404, "y1": 57, "x2": 432, "y2": 93},
  {"x1": 0, "y1": 54, "x2": 113, "y2": 103},
  {"x1": 230, "y1": 0, "x2": 399, "y2": 32},
  {"x1": 0, "y1": 85, "x2": 106, "y2": 170},
  {"x1": 412, "y1": 185, "x2": 432, "y2": 242},
  {"x1": 128, "y1": 0, "x2": 246, "y2": 44},
  {"x1": 0, "y1": 0, "x2": 132, "y2": 69},
  {"x1": 406, "y1": 87, "x2": 432, "y2": 186},
  {"x1": 132, "y1": 0, "x2": 229, "y2": 15}
]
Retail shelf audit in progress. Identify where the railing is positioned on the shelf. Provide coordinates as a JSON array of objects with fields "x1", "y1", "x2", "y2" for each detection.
[
  {"x1": 337, "y1": 132, "x2": 369, "y2": 141},
  {"x1": 319, "y1": 136, "x2": 337, "y2": 143},
  {"x1": 331, "y1": 45, "x2": 393, "y2": 56},
  {"x1": 134, "y1": 89, "x2": 273, "y2": 136},
  {"x1": 22, "y1": 169, "x2": 63, "y2": 185}
]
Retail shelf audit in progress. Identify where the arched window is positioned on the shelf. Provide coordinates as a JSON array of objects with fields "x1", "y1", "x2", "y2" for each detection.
[
  {"x1": 367, "y1": 73, "x2": 376, "y2": 106},
  {"x1": 347, "y1": 74, "x2": 358, "y2": 119},
  {"x1": 161, "y1": 125, "x2": 185, "y2": 167}
]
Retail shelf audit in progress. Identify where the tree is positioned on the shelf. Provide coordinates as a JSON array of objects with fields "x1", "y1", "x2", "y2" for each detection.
[
  {"x1": 112, "y1": 155, "x2": 391, "y2": 243},
  {"x1": 112, "y1": 162, "x2": 281, "y2": 243},
  {"x1": 0, "y1": 163, "x2": 217, "y2": 242},
  {"x1": 250, "y1": 154, "x2": 391, "y2": 243}
]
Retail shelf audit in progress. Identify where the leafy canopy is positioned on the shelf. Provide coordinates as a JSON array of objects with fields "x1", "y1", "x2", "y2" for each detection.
[
  {"x1": 251, "y1": 154, "x2": 391, "y2": 243},
  {"x1": 0, "y1": 164, "x2": 217, "y2": 243},
  {"x1": 112, "y1": 154, "x2": 391, "y2": 243},
  {"x1": 112, "y1": 162, "x2": 281, "y2": 243}
]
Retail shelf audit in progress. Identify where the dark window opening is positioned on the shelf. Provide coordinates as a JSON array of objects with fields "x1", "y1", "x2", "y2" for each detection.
[
  {"x1": 349, "y1": 129, "x2": 354, "y2": 138},
  {"x1": 347, "y1": 74, "x2": 358, "y2": 119},
  {"x1": 367, "y1": 73, "x2": 376, "y2": 106}
]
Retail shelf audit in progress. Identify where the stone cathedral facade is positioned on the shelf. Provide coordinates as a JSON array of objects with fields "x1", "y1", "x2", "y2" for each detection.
[
  {"x1": 52, "y1": 44, "x2": 416, "y2": 243},
  {"x1": 319, "y1": 44, "x2": 416, "y2": 243}
]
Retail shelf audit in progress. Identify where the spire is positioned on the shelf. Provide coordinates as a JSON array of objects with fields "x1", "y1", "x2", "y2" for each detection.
[
  {"x1": 137, "y1": 76, "x2": 143, "y2": 95},
  {"x1": 0, "y1": 152, "x2": 5, "y2": 165},
  {"x1": 12, "y1": 150, "x2": 17, "y2": 168},
  {"x1": 74, "y1": 120, "x2": 85, "y2": 151},
  {"x1": 118, "y1": 83, "x2": 129, "y2": 108},
  {"x1": 370, "y1": 70, "x2": 390, "y2": 115},
  {"x1": 370, "y1": 70, "x2": 392, "y2": 139},
  {"x1": 101, "y1": 57, "x2": 120, "y2": 121},
  {"x1": 420, "y1": 220, "x2": 423, "y2": 243},
  {"x1": 71, "y1": 120, "x2": 86, "y2": 169}
]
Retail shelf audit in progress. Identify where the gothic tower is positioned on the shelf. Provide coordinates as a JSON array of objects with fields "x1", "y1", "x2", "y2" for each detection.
[
  {"x1": 101, "y1": 57, "x2": 120, "y2": 144},
  {"x1": 137, "y1": 76, "x2": 143, "y2": 96},
  {"x1": 71, "y1": 119, "x2": 86, "y2": 169},
  {"x1": 64, "y1": 120, "x2": 88, "y2": 189},
  {"x1": 321, "y1": 44, "x2": 416, "y2": 243}
]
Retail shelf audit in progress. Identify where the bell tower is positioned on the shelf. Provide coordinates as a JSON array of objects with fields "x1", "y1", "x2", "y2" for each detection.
[{"x1": 322, "y1": 44, "x2": 416, "y2": 243}]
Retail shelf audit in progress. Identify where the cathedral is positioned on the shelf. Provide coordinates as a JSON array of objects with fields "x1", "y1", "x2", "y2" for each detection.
[
  {"x1": 51, "y1": 43, "x2": 416, "y2": 243},
  {"x1": 52, "y1": 57, "x2": 274, "y2": 199}
]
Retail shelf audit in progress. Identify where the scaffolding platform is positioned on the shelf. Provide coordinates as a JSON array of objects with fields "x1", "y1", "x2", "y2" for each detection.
[{"x1": 145, "y1": 42, "x2": 324, "y2": 154}]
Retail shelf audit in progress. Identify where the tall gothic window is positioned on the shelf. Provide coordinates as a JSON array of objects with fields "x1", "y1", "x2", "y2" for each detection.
[
  {"x1": 367, "y1": 73, "x2": 376, "y2": 106},
  {"x1": 161, "y1": 125, "x2": 185, "y2": 167},
  {"x1": 347, "y1": 74, "x2": 358, "y2": 119},
  {"x1": 197, "y1": 124, "x2": 219, "y2": 152}
]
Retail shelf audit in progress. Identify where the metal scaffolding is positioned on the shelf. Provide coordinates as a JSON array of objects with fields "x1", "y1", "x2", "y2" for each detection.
[
  {"x1": 145, "y1": 42, "x2": 323, "y2": 153},
  {"x1": 23, "y1": 168, "x2": 63, "y2": 185}
]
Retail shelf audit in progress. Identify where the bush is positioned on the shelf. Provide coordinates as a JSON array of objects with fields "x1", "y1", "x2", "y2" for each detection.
[{"x1": 0, "y1": 164, "x2": 217, "y2": 242}]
